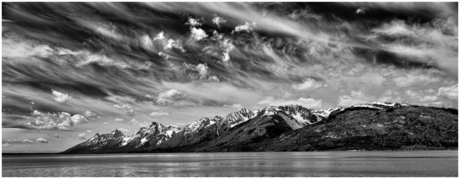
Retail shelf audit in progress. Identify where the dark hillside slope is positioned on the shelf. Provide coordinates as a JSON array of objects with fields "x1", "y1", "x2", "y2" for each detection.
[
  {"x1": 63, "y1": 129, "x2": 125, "y2": 154},
  {"x1": 63, "y1": 104, "x2": 458, "y2": 153},
  {"x1": 156, "y1": 110, "x2": 306, "y2": 152},
  {"x1": 253, "y1": 106, "x2": 458, "y2": 151}
]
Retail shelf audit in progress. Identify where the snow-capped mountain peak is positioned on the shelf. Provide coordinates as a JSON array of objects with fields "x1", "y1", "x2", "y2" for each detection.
[
  {"x1": 163, "y1": 125, "x2": 181, "y2": 138},
  {"x1": 312, "y1": 107, "x2": 343, "y2": 119},
  {"x1": 182, "y1": 117, "x2": 216, "y2": 136},
  {"x1": 370, "y1": 102, "x2": 409, "y2": 107},
  {"x1": 64, "y1": 102, "x2": 417, "y2": 154},
  {"x1": 110, "y1": 129, "x2": 124, "y2": 138},
  {"x1": 220, "y1": 108, "x2": 258, "y2": 129},
  {"x1": 311, "y1": 102, "x2": 410, "y2": 119},
  {"x1": 351, "y1": 102, "x2": 409, "y2": 110},
  {"x1": 258, "y1": 105, "x2": 319, "y2": 125}
]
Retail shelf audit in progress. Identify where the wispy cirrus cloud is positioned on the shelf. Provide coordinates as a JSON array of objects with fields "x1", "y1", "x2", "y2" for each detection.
[
  {"x1": 149, "y1": 111, "x2": 169, "y2": 117},
  {"x1": 156, "y1": 89, "x2": 187, "y2": 106},
  {"x1": 258, "y1": 96, "x2": 322, "y2": 109},
  {"x1": 338, "y1": 90, "x2": 374, "y2": 107},
  {"x1": 223, "y1": 103, "x2": 243, "y2": 109},
  {"x1": 2, "y1": 2, "x2": 457, "y2": 153},
  {"x1": 36, "y1": 138, "x2": 48, "y2": 143},
  {"x1": 437, "y1": 84, "x2": 458, "y2": 100}
]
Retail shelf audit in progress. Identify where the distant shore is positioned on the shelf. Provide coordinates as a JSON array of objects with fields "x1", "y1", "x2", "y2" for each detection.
[{"x1": 3, "y1": 148, "x2": 458, "y2": 156}]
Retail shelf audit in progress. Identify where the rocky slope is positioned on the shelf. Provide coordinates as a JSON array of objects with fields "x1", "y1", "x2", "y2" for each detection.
[
  {"x1": 232, "y1": 105, "x2": 458, "y2": 151},
  {"x1": 62, "y1": 103, "x2": 458, "y2": 153}
]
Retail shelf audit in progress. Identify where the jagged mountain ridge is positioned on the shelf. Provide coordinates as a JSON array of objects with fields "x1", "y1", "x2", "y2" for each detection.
[
  {"x1": 63, "y1": 102, "x2": 457, "y2": 153},
  {"x1": 63, "y1": 105, "x2": 317, "y2": 153},
  {"x1": 236, "y1": 104, "x2": 458, "y2": 151}
]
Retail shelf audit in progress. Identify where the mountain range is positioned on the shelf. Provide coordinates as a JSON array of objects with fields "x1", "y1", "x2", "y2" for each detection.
[{"x1": 63, "y1": 102, "x2": 458, "y2": 154}]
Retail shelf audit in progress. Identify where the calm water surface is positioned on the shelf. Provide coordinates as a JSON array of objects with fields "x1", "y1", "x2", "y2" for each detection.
[{"x1": 2, "y1": 151, "x2": 458, "y2": 177}]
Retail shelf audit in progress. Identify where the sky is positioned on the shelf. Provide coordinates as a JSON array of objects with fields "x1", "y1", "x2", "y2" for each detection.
[{"x1": 2, "y1": 2, "x2": 458, "y2": 153}]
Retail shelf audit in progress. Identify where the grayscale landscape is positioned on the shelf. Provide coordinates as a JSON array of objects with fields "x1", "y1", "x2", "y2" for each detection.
[{"x1": 2, "y1": 2, "x2": 458, "y2": 177}]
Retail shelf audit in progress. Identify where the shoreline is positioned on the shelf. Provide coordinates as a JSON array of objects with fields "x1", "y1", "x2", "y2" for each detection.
[{"x1": 3, "y1": 149, "x2": 458, "y2": 156}]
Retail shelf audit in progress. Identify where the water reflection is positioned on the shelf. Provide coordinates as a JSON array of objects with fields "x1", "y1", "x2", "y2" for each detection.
[{"x1": 2, "y1": 151, "x2": 458, "y2": 177}]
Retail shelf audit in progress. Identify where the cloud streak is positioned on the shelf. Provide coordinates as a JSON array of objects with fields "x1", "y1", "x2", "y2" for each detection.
[
  {"x1": 258, "y1": 97, "x2": 322, "y2": 109},
  {"x1": 2, "y1": 2, "x2": 457, "y2": 152}
]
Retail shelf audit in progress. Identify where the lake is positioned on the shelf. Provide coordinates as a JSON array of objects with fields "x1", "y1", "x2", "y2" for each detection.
[{"x1": 2, "y1": 151, "x2": 458, "y2": 177}]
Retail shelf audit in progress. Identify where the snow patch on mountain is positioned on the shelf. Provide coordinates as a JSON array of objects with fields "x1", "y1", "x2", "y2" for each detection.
[
  {"x1": 292, "y1": 113, "x2": 312, "y2": 124},
  {"x1": 64, "y1": 102, "x2": 414, "y2": 153},
  {"x1": 140, "y1": 138, "x2": 148, "y2": 145},
  {"x1": 312, "y1": 107, "x2": 343, "y2": 118}
]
